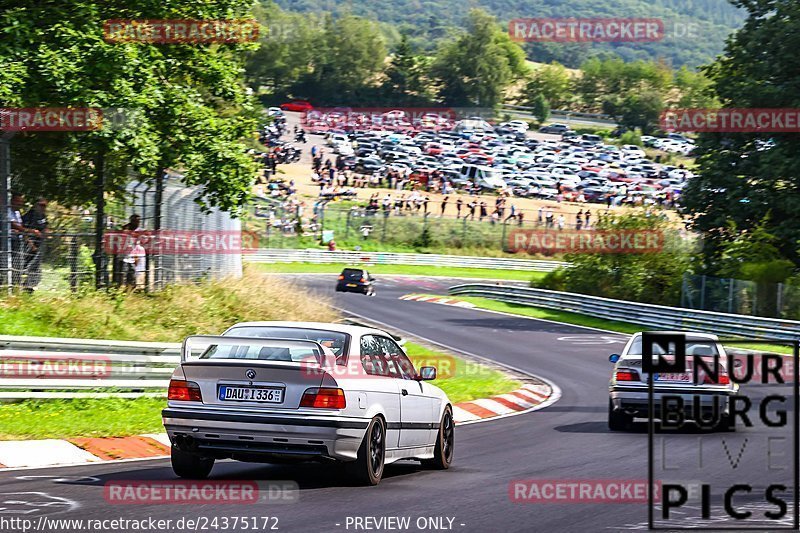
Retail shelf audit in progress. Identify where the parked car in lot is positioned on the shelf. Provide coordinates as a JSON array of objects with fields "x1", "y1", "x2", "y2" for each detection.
[
  {"x1": 280, "y1": 100, "x2": 313, "y2": 112},
  {"x1": 353, "y1": 157, "x2": 385, "y2": 175},
  {"x1": 163, "y1": 322, "x2": 454, "y2": 485},
  {"x1": 336, "y1": 268, "x2": 376, "y2": 295},
  {"x1": 540, "y1": 123, "x2": 570, "y2": 134},
  {"x1": 608, "y1": 331, "x2": 739, "y2": 431}
]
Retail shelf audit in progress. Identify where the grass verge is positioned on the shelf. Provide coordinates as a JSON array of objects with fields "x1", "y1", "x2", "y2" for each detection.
[
  {"x1": 0, "y1": 268, "x2": 338, "y2": 341},
  {"x1": 255, "y1": 262, "x2": 546, "y2": 282},
  {"x1": 405, "y1": 342, "x2": 521, "y2": 404}
]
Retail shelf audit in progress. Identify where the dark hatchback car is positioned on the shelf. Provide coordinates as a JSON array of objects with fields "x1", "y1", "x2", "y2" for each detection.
[{"x1": 335, "y1": 268, "x2": 376, "y2": 296}]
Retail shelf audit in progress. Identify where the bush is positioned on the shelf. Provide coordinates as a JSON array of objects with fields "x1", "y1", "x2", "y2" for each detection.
[
  {"x1": 618, "y1": 129, "x2": 643, "y2": 146},
  {"x1": 0, "y1": 267, "x2": 338, "y2": 342},
  {"x1": 535, "y1": 213, "x2": 694, "y2": 305}
]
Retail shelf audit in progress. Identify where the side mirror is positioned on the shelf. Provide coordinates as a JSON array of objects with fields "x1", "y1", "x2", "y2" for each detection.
[
  {"x1": 418, "y1": 366, "x2": 437, "y2": 381},
  {"x1": 609, "y1": 354, "x2": 621, "y2": 363}
]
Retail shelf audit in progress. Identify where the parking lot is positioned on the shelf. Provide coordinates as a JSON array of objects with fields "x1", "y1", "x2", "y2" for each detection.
[{"x1": 306, "y1": 110, "x2": 690, "y2": 198}]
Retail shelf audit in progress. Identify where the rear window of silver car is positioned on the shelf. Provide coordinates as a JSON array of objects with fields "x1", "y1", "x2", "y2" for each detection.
[
  {"x1": 200, "y1": 342, "x2": 322, "y2": 363},
  {"x1": 627, "y1": 338, "x2": 719, "y2": 357},
  {"x1": 225, "y1": 326, "x2": 350, "y2": 362}
]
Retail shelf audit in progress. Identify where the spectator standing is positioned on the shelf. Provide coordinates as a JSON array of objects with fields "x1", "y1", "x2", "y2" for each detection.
[
  {"x1": 585, "y1": 210, "x2": 592, "y2": 228},
  {"x1": 479, "y1": 201, "x2": 488, "y2": 221},
  {"x1": 8, "y1": 192, "x2": 29, "y2": 287},
  {"x1": 21, "y1": 197, "x2": 49, "y2": 293},
  {"x1": 440, "y1": 195, "x2": 449, "y2": 217},
  {"x1": 467, "y1": 200, "x2": 476, "y2": 220},
  {"x1": 455, "y1": 197, "x2": 463, "y2": 219},
  {"x1": 557, "y1": 214, "x2": 565, "y2": 230},
  {"x1": 507, "y1": 203, "x2": 517, "y2": 223},
  {"x1": 575, "y1": 209, "x2": 583, "y2": 231},
  {"x1": 124, "y1": 239, "x2": 147, "y2": 289}
]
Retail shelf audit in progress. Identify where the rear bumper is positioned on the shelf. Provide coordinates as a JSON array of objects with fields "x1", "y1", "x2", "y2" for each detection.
[
  {"x1": 162, "y1": 408, "x2": 369, "y2": 462},
  {"x1": 336, "y1": 282, "x2": 370, "y2": 293},
  {"x1": 609, "y1": 387, "x2": 737, "y2": 420}
]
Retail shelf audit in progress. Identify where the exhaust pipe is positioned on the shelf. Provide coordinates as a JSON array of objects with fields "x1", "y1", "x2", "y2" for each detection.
[{"x1": 174, "y1": 434, "x2": 199, "y2": 452}]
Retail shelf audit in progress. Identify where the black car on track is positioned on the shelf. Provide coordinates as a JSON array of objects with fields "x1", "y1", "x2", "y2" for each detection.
[{"x1": 335, "y1": 268, "x2": 376, "y2": 296}]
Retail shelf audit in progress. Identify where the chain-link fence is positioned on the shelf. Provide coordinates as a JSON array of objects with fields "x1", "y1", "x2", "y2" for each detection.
[
  {"x1": 0, "y1": 232, "x2": 95, "y2": 292},
  {"x1": 122, "y1": 172, "x2": 243, "y2": 290},
  {"x1": 681, "y1": 273, "x2": 800, "y2": 319},
  {"x1": 0, "y1": 172, "x2": 243, "y2": 293},
  {"x1": 243, "y1": 199, "x2": 611, "y2": 253}
]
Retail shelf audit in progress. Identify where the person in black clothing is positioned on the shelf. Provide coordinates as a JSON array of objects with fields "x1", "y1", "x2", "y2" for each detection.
[
  {"x1": 21, "y1": 197, "x2": 49, "y2": 293},
  {"x1": 455, "y1": 197, "x2": 463, "y2": 219}
]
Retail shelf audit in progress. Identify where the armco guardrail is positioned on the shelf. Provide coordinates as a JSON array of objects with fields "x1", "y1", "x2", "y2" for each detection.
[
  {"x1": 448, "y1": 284, "x2": 800, "y2": 341},
  {"x1": 245, "y1": 249, "x2": 566, "y2": 272},
  {"x1": 0, "y1": 335, "x2": 179, "y2": 399}
]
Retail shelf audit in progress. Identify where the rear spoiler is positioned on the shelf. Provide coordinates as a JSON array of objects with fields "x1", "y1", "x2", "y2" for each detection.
[{"x1": 181, "y1": 335, "x2": 331, "y2": 366}]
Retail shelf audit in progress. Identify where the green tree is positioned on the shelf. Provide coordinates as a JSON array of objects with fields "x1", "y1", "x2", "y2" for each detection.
[
  {"x1": 537, "y1": 213, "x2": 693, "y2": 305},
  {"x1": 293, "y1": 14, "x2": 386, "y2": 104},
  {"x1": 523, "y1": 62, "x2": 573, "y2": 109},
  {"x1": 530, "y1": 94, "x2": 550, "y2": 124},
  {"x1": 681, "y1": 0, "x2": 800, "y2": 269},
  {"x1": 603, "y1": 90, "x2": 664, "y2": 134},
  {"x1": 430, "y1": 9, "x2": 528, "y2": 108},
  {"x1": 381, "y1": 34, "x2": 428, "y2": 104},
  {"x1": 1, "y1": 0, "x2": 258, "y2": 213},
  {"x1": 246, "y1": 2, "x2": 323, "y2": 95}
]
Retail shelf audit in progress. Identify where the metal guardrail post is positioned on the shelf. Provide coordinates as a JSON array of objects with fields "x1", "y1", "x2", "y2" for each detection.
[{"x1": 69, "y1": 237, "x2": 79, "y2": 292}]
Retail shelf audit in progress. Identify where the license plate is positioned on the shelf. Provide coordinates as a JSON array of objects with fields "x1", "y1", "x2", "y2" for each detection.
[
  {"x1": 218, "y1": 386, "x2": 283, "y2": 403},
  {"x1": 655, "y1": 373, "x2": 691, "y2": 382},
  {"x1": 346, "y1": 283, "x2": 357, "y2": 287}
]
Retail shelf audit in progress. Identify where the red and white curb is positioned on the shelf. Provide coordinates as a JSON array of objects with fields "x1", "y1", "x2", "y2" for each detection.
[
  {"x1": 400, "y1": 293, "x2": 476, "y2": 309},
  {"x1": 0, "y1": 434, "x2": 171, "y2": 470},
  {"x1": 453, "y1": 383, "x2": 555, "y2": 424}
]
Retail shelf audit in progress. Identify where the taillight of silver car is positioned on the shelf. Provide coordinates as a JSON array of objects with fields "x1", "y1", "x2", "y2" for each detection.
[
  {"x1": 615, "y1": 369, "x2": 640, "y2": 382},
  {"x1": 700, "y1": 372, "x2": 730, "y2": 385},
  {"x1": 300, "y1": 387, "x2": 346, "y2": 409},
  {"x1": 168, "y1": 379, "x2": 203, "y2": 401}
]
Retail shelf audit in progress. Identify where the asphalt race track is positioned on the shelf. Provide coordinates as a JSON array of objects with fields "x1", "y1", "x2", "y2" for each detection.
[{"x1": 1, "y1": 274, "x2": 795, "y2": 532}]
